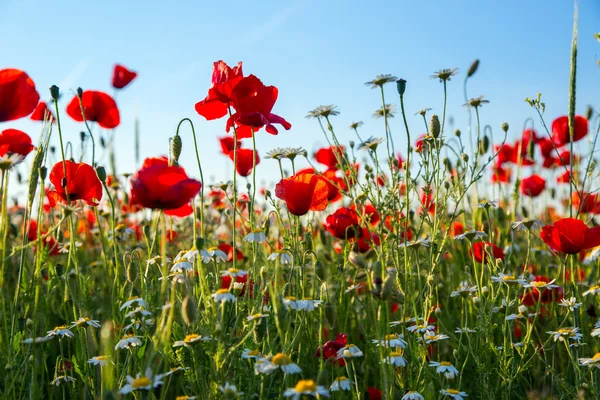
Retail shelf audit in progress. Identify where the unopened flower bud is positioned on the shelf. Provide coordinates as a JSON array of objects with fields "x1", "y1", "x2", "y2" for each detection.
[
  {"x1": 461, "y1": 153, "x2": 469, "y2": 163},
  {"x1": 170, "y1": 134, "x2": 183, "y2": 166},
  {"x1": 467, "y1": 59, "x2": 480, "y2": 77},
  {"x1": 501, "y1": 122, "x2": 509, "y2": 133},
  {"x1": 443, "y1": 181, "x2": 450, "y2": 190},
  {"x1": 472, "y1": 296, "x2": 481, "y2": 307},
  {"x1": 430, "y1": 114, "x2": 441, "y2": 138},
  {"x1": 76, "y1": 87, "x2": 83, "y2": 99},
  {"x1": 435, "y1": 307, "x2": 442, "y2": 317},
  {"x1": 40, "y1": 166, "x2": 47, "y2": 180},
  {"x1": 96, "y1": 166, "x2": 107, "y2": 182},
  {"x1": 49, "y1": 85, "x2": 60, "y2": 100},
  {"x1": 181, "y1": 296, "x2": 198, "y2": 325},
  {"x1": 454, "y1": 129, "x2": 461, "y2": 137}
]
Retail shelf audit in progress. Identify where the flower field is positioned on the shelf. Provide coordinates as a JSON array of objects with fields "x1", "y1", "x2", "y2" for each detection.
[{"x1": 1, "y1": 8, "x2": 600, "y2": 400}]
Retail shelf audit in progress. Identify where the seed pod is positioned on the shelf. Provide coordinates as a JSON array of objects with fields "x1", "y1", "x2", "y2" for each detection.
[
  {"x1": 96, "y1": 166, "x2": 107, "y2": 182},
  {"x1": 181, "y1": 296, "x2": 198, "y2": 325},
  {"x1": 76, "y1": 87, "x2": 83, "y2": 99},
  {"x1": 49, "y1": 85, "x2": 60, "y2": 100},
  {"x1": 396, "y1": 79, "x2": 407, "y2": 96},
  {"x1": 443, "y1": 181, "x2": 450, "y2": 190},
  {"x1": 443, "y1": 157, "x2": 452, "y2": 171},
  {"x1": 501, "y1": 122, "x2": 509, "y2": 133},
  {"x1": 430, "y1": 114, "x2": 441, "y2": 138},
  {"x1": 467, "y1": 59, "x2": 480, "y2": 77}
]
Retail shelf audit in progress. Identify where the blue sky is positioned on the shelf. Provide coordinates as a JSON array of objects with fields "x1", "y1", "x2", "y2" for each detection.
[{"x1": 1, "y1": 0, "x2": 599, "y2": 192}]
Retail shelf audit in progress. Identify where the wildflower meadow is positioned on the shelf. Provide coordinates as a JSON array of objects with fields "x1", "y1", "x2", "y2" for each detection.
[{"x1": 1, "y1": 2, "x2": 600, "y2": 399}]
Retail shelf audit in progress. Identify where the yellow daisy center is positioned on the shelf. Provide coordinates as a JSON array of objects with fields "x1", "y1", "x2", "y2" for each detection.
[
  {"x1": 272, "y1": 353, "x2": 292, "y2": 366},
  {"x1": 54, "y1": 325, "x2": 67, "y2": 330},
  {"x1": 285, "y1": 296, "x2": 297, "y2": 301},
  {"x1": 294, "y1": 380, "x2": 317, "y2": 392},
  {"x1": 96, "y1": 356, "x2": 109, "y2": 361},
  {"x1": 248, "y1": 349, "x2": 260, "y2": 356},
  {"x1": 216, "y1": 289, "x2": 230, "y2": 295},
  {"x1": 184, "y1": 334, "x2": 200, "y2": 342},
  {"x1": 592, "y1": 352, "x2": 600, "y2": 360},
  {"x1": 208, "y1": 246, "x2": 219, "y2": 252},
  {"x1": 336, "y1": 377, "x2": 348, "y2": 382},
  {"x1": 447, "y1": 389, "x2": 460, "y2": 395},
  {"x1": 131, "y1": 376, "x2": 151, "y2": 388},
  {"x1": 390, "y1": 351, "x2": 403, "y2": 357},
  {"x1": 384, "y1": 334, "x2": 398, "y2": 341},
  {"x1": 502, "y1": 275, "x2": 516, "y2": 281},
  {"x1": 252, "y1": 313, "x2": 263, "y2": 319},
  {"x1": 440, "y1": 361, "x2": 452, "y2": 366},
  {"x1": 531, "y1": 281, "x2": 548, "y2": 287}
]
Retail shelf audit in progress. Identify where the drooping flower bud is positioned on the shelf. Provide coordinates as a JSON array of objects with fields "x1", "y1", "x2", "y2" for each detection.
[
  {"x1": 467, "y1": 59, "x2": 480, "y2": 77},
  {"x1": 170, "y1": 135, "x2": 182, "y2": 166}
]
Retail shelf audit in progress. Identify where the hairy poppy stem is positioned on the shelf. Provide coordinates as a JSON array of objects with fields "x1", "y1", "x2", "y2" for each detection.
[{"x1": 567, "y1": 1, "x2": 578, "y2": 218}]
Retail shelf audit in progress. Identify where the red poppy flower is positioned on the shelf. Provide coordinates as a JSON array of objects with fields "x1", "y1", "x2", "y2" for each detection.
[
  {"x1": 0, "y1": 129, "x2": 34, "y2": 161},
  {"x1": 557, "y1": 170, "x2": 573, "y2": 184},
  {"x1": 470, "y1": 241, "x2": 505, "y2": 263},
  {"x1": 0, "y1": 68, "x2": 40, "y2": 122},
  {"x1": 315, "y1": 146, "x2": 344, "y2": 170},
  {"x1": 537, "y1": 137, "x2": 554, "y2": 158},
  {"x1": 166, "y1": 229, "x2": 178, "y2": 242},
  {"x1": 384, "y1": 213, "x2": 413, "y2": 241},
  {"x1": 395, "y1": 153, "x2": 406, "y2": 170},
  {"x1": 218, "y1": 136, "x2": 241, "y2": 154},
  {"x1": 420, "y1": 191, "x2": 436, "y2": 214},
  {"x1": 315, "y1": 332, "x2": 347, "y2": 366},
  {"x1": 30, "y1": 101, "x2": 55, "y2": 123},
  {"x1": 540, "y1": 218, "x2": 600, "y2": 254},
  {"x1": 275, "y1": 172, "x2": 329, "y2": 216},
  {"x1": 66, "y1": 90, "x2": 120, "y2": 129},
  {"x1": 551, "y1": 115, "x2": 588, "y2": 147},
  {"x1": 195, "y1": 60, "x2": 244, "y2": 120},
  {"x1": 451, "y1": 221, "x2": 464, "y2": 236},
  {"x1": 492, "y1": 165, "x2": 511, "y2": 183},
  {"x1": 572, "y1": 192, "x2": 600, "y2": 214},
  {"x1": 218, "y1": 243, "x2": 244, "y2": 262},
  {"x1": 520, "y1": 174, "x2": 546, "y2": 197},
  {"x1": 354, "y1": 228, "x2": 381, "y2": 253},
  {"x1": 111, "y1": 64, "x2": 137, "y2": 89},
  {"x1": 227, "y1": 148, "x2": 259, "y2": 177},
  {"x1": 351, "y1": 203, "x2": 380, "y2": 226},
  {"x1": 46, "y1": 160, "x2": 103, "y2": 207},
  {"x1": 366, "y1": 387, "x2": 382, "y2": 400},
  {"x1": 164, "y1": 203, "x2": 193, "y2": 217},
  {"x1": 130, "y1": 157, "x2": 201, "y2": 211},
  {"x1": 415, "y1": 134, "x2": 427, "y2": 153},
  {"x1": 520, "y1": 276, "x2": 564, "y2": 306},
  {"x1": 325, "y1": 207, "x2": 362, "y2": 240},
  {"x1": 225, "y1": 75, "x2": 291, "y2": 137}
]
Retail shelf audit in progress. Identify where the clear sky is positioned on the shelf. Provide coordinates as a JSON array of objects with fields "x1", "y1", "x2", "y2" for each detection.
[{"x1": 1, "y1": 0, "x2": 599, "y2": 192}]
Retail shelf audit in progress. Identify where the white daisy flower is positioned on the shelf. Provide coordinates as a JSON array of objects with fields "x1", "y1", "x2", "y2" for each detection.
[
  {"x1": 454, "y1": 230, "x2": 487, "y2": 241},
  {"x1": 46, "y1": 325, "x2": 74, "y2": 339},
  {"x1": 440, "y1": 388, "x2": 468, "y2": 399},
  {"x1": 88, "y1": 356, "x2": 112, "y2": 366},
  {"x1": 330, "y1": 376, "x2": 352, "y2": 391},
  {"x1": 283, "y1": 379, "x2": 330, "y2": 399},
  {"x1": 419, "y1": 331, "x2": 450, "y2": 344},
  {"x1": 21, "y1": 336, "x2": 53, "y2": 344},
  {"x1": 407, "y1": 324, "x2": 435, "y2": 333},
  {"x1": 246, "y1": 313, "x2": 268, "y2": 322},
  {"x1": 158, "y1": 273, "x2": 187, "y2": 284},
  {"x1": 390, "y1": 317, "x2": 420, "y2": 327},
  {"x1": 591, "y1": 320, "x2": 600, "y2": 337},
  {"x1": 336, "y1": 344, "x2": 363, "y2": 359},
  {"x1": 402, "y1": 391, "x2": 425, "y2": 400},
  {"x1": 50, "y1": 375, "x2": 76, "y2": 386},
  {"x1": 582, "y1": 285, "x2": 600, "y2": 296},
  {"x1": 430, "y1": 361, "x2": 459, "y2": 379},
  {"x1": 120, "y1": 368, "x2": 163, "y2": 394},
  {"x1": 522, "y1": 279, "x2": 559, "y2": 290},
  {"x1": 244, "y1": 229, "x2": 266, "y2": 243},
  {"x1": 219, "y1": 382, "x2": 244, "y2": 398},
  {"x1": 173, "y1": 334, "x2": 211, "y2": 348},
  {"x1": 451, "y1": 282, "x2": 478, "y2": 298},
  {"x1": 70, "y1": 317, "x2": 101, "y2": 329},
  {"x1": 123, "y1": 318, "x2": 154, "y2": 331},
  {"x1": 547, "y1": 327, "x2": 583, "y2": 343},
  {"x1": 559, "y1": 297, "x2": 582, "y2": 311},
  {"x1": 383, "y1": 351, "x2": 407, "y2": 367},
  {"x1": 0, "y1": 153, "x2": 25, "y2": 168},
  {"x1": 254, "y1": 354, "x2": 302, "y2": 375},
  {"x1": 511, "y1": 219, "x2": 543, "y2": 231},
  {"x1": 125, "y1": 306, "x2": 153, "y2": 319},
  {"x1": 584, "y1": 249, "x2": 600, "y2": 265},
  {"x1": 372, "y1": 333, "x2": 407, "y2": 348},
  {"x1": 212, "y1": 289, "x2": 237, "y2": 303},
  {"x1": 221, "y1": 267, "x2": 248, "y2": 279},
  {"x1": 115, "y1": 335, "x2": 142, "y2": 350},
  {"x1": 268, "y1": 252, "x2": 292, "y2": 264},
  {"x1": 120, "y1": 296, "x2": 147, "y2": 311},
  {"x1": 170, "y1": 258, "x2": 194, "y2": 273},
  {"x1": 242, "y1": 348, "x2": 261, "y2": 359},
  {"x1": 490, "y1": 273, "x2": 526, "y2": 286},
  {"x1": 183, "y1": 247, "x2": 200, "y2": 262},
  {"x1": 474, "y1": 199, "x2": 499, "y2": 209},
  {"x1": 282, "y1": 297, "x2": 322, "y2": 311},
  {"x1": 399, "y1": 239, "x2": 431, "y2": 249},
  {"x1": 579, "y1": 352, "x2": 600, "y2": 367},
  {"x1": 200, "y1": 247, "x2": 228, "y2": 263}
]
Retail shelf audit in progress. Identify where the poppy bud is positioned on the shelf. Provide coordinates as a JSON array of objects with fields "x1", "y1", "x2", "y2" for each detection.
[
  {"x1": 181, "y1": 296, "x2": 198, "y2": 325},
  {"x1": 349, "y1": 140, "x2": 355, "y2": 149},
  {"x1": 246, "y1": 183, "x2": 251, "y2": 191},
  {"x1": 170, "y1": 135, "x2": 182, "y2": 166},
  {"x1": 49, "y1": 85, "x2": 60, "y2": 100},
  {"x1": 521, "y1": 206, "x2": 529, "y2": 219},
  {"x1": 454, "y1": 129, "x2": 461, "y2": 137},
  {"x1": 80, "y1": 131, "x2": 86, "y2": 142},
  {"x1": 96, "y1": 166, "x2": 107, "y2": 182},
  {"x1": 467, "y1": 59, "x2": 480, "y2": 77},
  {"x1": 435, "y1": 307, "x2": 442, "y2": 317},
  {"x1": 16, "y1": 172, "x2": 22, "y2": 183},
  {"x1": 461, "y1": 153, "x2": 469, "y2": 163},
  {"x1": 585, "y1": 105, "x2": 594, "y2": 121},
  {"x1": 264, "y1": 189, "x2": 271, "y2": 198},
  {"x1": 501, "y1": 122, "x2": 509, "y2": 133},
  {"x1": 126, "y1": 259, "x2": 138, "y2": 283},
  {"x1": 40, "y1": 166, "x2": 47, "y2": 180},
  {"x1": 443, "y1": 181, "x2": 450, "y2": 190},
  {"x1": 50, "y1": 146, "x2": 56, "y2": 154},
  {"x1": 76, "y1": 87, "x2": 83, "y2": 99},
  {"x1": 396, "y1": 79, "x2": 407, "y2": 96},
  {"x1": 253, "y1": 317, "x2": 266, "y2": 344},
  {"x1": 430, "y1": 114, "x2": 441, "y2": 138},
  {"x1": 443, "y1": 157, "x2": 452, "y2": 171},
  {"x1": 195, "y1": 237, "x2": 204, "y2": 250}
]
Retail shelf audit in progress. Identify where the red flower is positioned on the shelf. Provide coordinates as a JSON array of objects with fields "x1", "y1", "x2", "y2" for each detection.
[
  {"x1": 30, "y1": 101, "x2": 55, "y2": 123},
  {"x1": 325, "y1": 207, "x2": 362, "y2": 240},
  {"x1": 315, "y1": 332, "x2": 347, "y2": 366},
  {"x1": 227, "y1": 148, "x2": 259, "y2": 177},
  {"x1": 111, "y1": 64, "x2": 137, "y2": 89},
  {"x1": 540, "y1": 218, "x2": 600, "y2": 254},
  {"x1": 164, "y1": 203, "x2": 193, "y2": 217},
  {"x1": 470, "y1": 241, "x2": 505, "y2": 263},
  {"x1": 225, "y1": 75, "x2": 291, "y2": 137},
  {"x1": 130, "y1": 157, "x2": 201, "y2": 211},
  {"x1": 218, "y1": 136, "x2": 241, "y2": 154},
  {"x1": 352, "y1": 203, "x2": 380, "y2": 226},
  {"x1": 315, "y1": 146, "x2": 344, "y2": 170},
  {"x1": 27, "y1": 220, "x2": 60, "y2": 256},
  {"x1": 218, "y1": 243, "x2": 244, "y2": 262},
  {"x1": 557, "y1": 170, "x2": 574, "y2": 184},
  {"x1": 166, "y1": 229, "x2": 178, "y2": 242},
  {"x1": 537, "y1": 137, "x2": 554, "y2": 158},
  {"x1": 520, "y1": 174, "x2": 546, "y2": 197},
  {"x1": 492, "y1": 165, "x2": 511, "y2": 183},
  {"x1": 572, "y1": 192, "x2": 600, "y2": 214},
  {"x1": 420, "y1": 190, "x2": 436, "y2": 214},
  {"x1": 66, "y1": 91, "x2": 120, "y2": 129},
  {"x1": 0, "y1": 68, "x2": 40, "y2": 122},
  {"x1": 354, "y1": 228, "x2": 381, "y2": 253},
  {"x1": 451, "y1": 221, "x2": 464, "y2": 236},
  {"x1": 195, "y1": 61, "x2": 244, "y2": 120},
  {"x1": 366, "y1": 387, "x2": 382, "y2": 400},
  {"x1": 275, "y1": 172, "x2": 328, "y2": 216},
  {"x1": 46, "y1": 161, "x2": 103, "y2": 207},
  {"x1": 0, "y1": 129, "x2": 34, "y2": 160},
  {"x1": 552, "y1": 115, "x2": 588, "y2": 147},
  {"x1": 521, "y1": 276, "x2": 564, "y2": 306}
]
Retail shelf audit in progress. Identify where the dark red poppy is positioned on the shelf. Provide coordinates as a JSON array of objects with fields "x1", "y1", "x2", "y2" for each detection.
[
  {"x1": 0, "y1": 129, "x2": 34, "y2": 160},
  {"x1": 315, "y1": 332, "x2": 347, "y2": 366},
  {"x1": 30, "y1": 101, "x2": 55, "y2": 123},
  {"x1": 551, "y1": 115, "x2": 588, "y2": 147},
  {"x1": 520, "y1": 276, "x2": 564, "y2": 306},
  {"x1": 111, "y1": 64, "x2": 137, "y2": 89},
  {"x1": 537, "y1": 137, "x2": 554, "y2": 158},
  {"x1": 415, "y1": 134, "x2": 427, "y2": 153},
  {"x1": 221, "y1": 273, "x2": 254, "y2": 297},
  {"x1": 225, "y1": 75, "x2": 291, "y2": 137},
  {"x1": 354, "y1": 228, "x2": 381, "y2": 252},
  {"x1": 470, "y1": 241, "x2": 505, "y2": 263},
  {"x1": 315, "y1": 146, "x2": 344, "y2": 170},
  {"x1": 325, "y1": 207, "x2": 362, "y2": 240},
  {"x1": 520, "y1": 174, "x2": 546, "y2": 197},
  {"x1": 366, "y1": 387, "x2": 382, "y2": 400},
  {"x1": 451, "y1": 221, "x2": 464, "y2": 236},
  {"x1": 0, "y1": 68, "x2": 40, "y2": 122},
  {"x1": 275, "y1": 172, "x2": 328, "y2": 216},
  {"x1": 218, "y1": 243, "x2": 244, "y2": 262},
  {"x1": 66, "y1": 91, "x2": 120, "y2": 129},
  {"x1": 166, "y1": 229, "x2": 178, "y2": 242},
  {"x1": 27, "y1": 220, "x2": 60, "y2": 256},
  {"x1": 130, "y1": 157, "x2": 201, "y2": 211},
  {"x1": 540, "y1": 218, "x2": 600, "y2": 254},
  {"x1": 322, "y1": 169, "x2": 344, "y2": 202},
  {"x1": 227, "y1": 148, "x2": 259, "y2": 177},
  {"x1": 195, "y1": 61, "x2": 244, "y2": 120},
  {"x1": 46, "y1": 160, "x2": 103, "y2": 207},
  {"x1": 218, "y1": 136, "x2": 241, "y2": 154}
]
